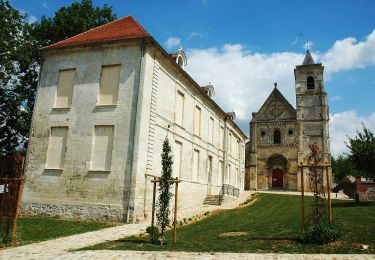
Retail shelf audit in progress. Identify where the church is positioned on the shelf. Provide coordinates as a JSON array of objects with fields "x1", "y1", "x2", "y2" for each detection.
[{"x1": 245, "y1": 51, "x2": 331, "y2": 191}]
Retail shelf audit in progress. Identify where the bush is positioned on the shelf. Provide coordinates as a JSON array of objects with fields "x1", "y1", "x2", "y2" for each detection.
[
  {"x1": 301, "y1": 222, "x2": 344, "y2": 244},
  {"x1": 146, "y1": 226, "x2": 160, "y2": 245}
]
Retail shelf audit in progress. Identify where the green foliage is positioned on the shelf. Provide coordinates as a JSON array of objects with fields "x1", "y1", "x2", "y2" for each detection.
[
  {"x1": 82, "y1": 194, "x2": 375, "y2": 253},
  {"x1": 0, "y1": 0, "x2": 38, "y2": 154},
  {"x1": 301, "y1": 221, "x2": 344, "y2": 245},
  {"x1": 0, "y1": 0, "x2": 116, "y2": 155},
  {"x1": 31, "y1": 0, "x2": 116, "y2": 47},
  {"x1": 146, "y1": 226, "x2": 160, "y2": 245},
  {"x1": 331, "y1": 155, "x2": 356, "y2": 184},
  {"x1": 0, "y1": 216, "x2": 115, "y2": 247},
  {"x1": 347, "y1": 125, "x2": 375, "y2": 181},
  {"x1": 156, "y1": 137, "x2": 174, "y2": 245}
]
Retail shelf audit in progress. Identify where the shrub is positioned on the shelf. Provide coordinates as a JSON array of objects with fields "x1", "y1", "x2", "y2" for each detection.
[
  {"x1": 301, "y1": 222, "x2": 344, "y2": 244},
  {"x1": 146, "y1": 226, "x2": 160, "y2": 245}
]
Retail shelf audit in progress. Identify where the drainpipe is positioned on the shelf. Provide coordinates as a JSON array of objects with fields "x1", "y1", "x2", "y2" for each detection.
[{"x1": 126, "y1": 40, "x2": 146, "y2": 223}]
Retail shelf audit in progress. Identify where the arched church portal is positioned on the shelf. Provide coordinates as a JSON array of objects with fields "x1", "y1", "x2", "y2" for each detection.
[{"x1": 266, "y1": 154, "x2": 289, "y2": 189}]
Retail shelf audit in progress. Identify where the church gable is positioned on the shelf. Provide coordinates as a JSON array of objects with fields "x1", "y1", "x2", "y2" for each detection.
[{"x1": 252, "y1": 86, "x2": 296, "y2": 121}]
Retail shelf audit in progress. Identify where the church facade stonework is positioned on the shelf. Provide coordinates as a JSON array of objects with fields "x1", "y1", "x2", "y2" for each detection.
[{"x1": 245, "y1": 51, "x2": 331, "y2": 191}]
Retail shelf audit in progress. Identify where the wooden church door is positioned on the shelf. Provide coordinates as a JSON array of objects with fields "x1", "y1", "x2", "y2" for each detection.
[{"x1": 272, "y1": 169, "x2": 283, "y2": 188}]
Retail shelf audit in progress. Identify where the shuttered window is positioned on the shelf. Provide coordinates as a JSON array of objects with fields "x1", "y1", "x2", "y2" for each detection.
[
  {"x1": 209, "y1": 117, "x2": 214, "y2": 144},
  {"x1": 220, "y1": 126, "x2": 224, "y2": 150},
  {"x1": 98, "y1": 65, "x2": 121, "y2": 105},
  {"x1": 194, "y1": 106, "x2": 201, "y2": 136},
  {"x1": 46, "y1": 127, "x2": 68, "y2": 169},
  {"x1": 175, "y1": 91, "x2": 184, "y2": 126},
  {"x1": 174, "y1": 141, "x2": 182, "y2": 178},
  {"x1": 90, "y1": 126, "x2": 114, "y2": 171},
  {"x1": 55, "y1": 69, "x2": 75, "y2": 108},
  {"x1": 192, "y1": 149, "x2": 199, "y2": 181}
]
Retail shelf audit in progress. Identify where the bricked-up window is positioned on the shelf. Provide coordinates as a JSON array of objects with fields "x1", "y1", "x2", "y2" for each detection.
[
  {"x1": 228, "y1": 163, "x2": 232, "y2": 185},
  {"x1": 274, "y1": 129, "x2": 281, "y2": 144},
  {"x1": 55, "y1": 69, "x2": 75, "y2": 108},
  {"x1": 175, "y1": 91, "x2": 184, "y2": 126},
  {"x1": 46, "y1": 127, "x2": 68, "y2": 169},
  {"x1": 229, "y1": 132, "x2": 232, "y2": 154},
  {"x1": 174, "y1": 141, "x2": 182, "y2": 178},
  {"x1": 220, "y1": 126, "x2": 224, "y2": 150},
  {"x1": 192, "y1": 149, "x2": 199, "y2": 181},
  {"x1": 98, "y1": 65, "x2": 121, "y2": 105},
  {"x1": 90, "y1": 126, "x2": 114, "y2": 171},
  {"x1": 209, "y1": 117, "x2": 214, "y2": 144},
  {"x1": 194, "y1": 106, "x2": 201, "y2": 136},
  {"x1": 237, "y1": 139, "x2": 241, "y2": 160},
  {"x1": 218, "y1": 160, "x2": 224, "y2": 186},
  {"x1": 307, "y1": 76, "x2": 315, "y2": 90}
]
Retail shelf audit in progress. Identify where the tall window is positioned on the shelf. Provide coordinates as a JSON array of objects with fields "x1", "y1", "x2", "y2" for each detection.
[
  {"x1": 229, "y1": 132, "x2": 232, "y2": 154},
  {"x1": 220, "y1": 126, "x2": 224, "y2": 150},
  {"x1": 307, "y1": 76, "x2": 315, "y2": 90},
  {"x1": 209, "y1": 117, "x2": 214, "y2": 144},
  {"x1": 194, "y1": 106, "x2": 201, "y2": 136},
  {"x1": 174, "y1": 141, "x2": 182, "y2": 178},
  {"x1": 228, "y1": 163, "x2": 231, "y2": 185},
  {"x1": 90, "y1": 126, "x2": 114, "y2": 171},
  {"x1": 98, "y1": 64, "x2": 121, "y2": 105},
  {"x1": 237, "y1": 140, "x2": 241, "y2": 160},
  {"x1": 175, "y1": 91, "x2": 184, "y2": 126},
  {"x1": 55, "y1": 69, "x2": 75, "y2": 108},
  {"x1": 192, "y1": 149, "x2": 200, "y2": 181},
  {"x1": 218, "y1": 160, "x2": 224, "y2": 186},
  {"x1": 46, "y1": 127, "x2": 68, "y2": 169},
  {"x1": 274, "y1": 129, "x2": 281, "y2": 144}
]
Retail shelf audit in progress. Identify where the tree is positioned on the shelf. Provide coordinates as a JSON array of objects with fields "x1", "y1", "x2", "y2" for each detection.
[
  {"x1": 0, "y1": 0, "x2": 116, "y2": 155},
  {"x1": 156, "y1": 137, "x2": 174, "y2": 245},
  {"x1": 31, "y1": 0, "x2": 116, "y2": 47},
  {"x1": 0, "y1": 0, "x2": 38, "y2": 155},
  {"x1": 331, "y1": 155, "x2": 356, "y2": 184},
  {"x1": 347, "y1": 125, "x2": 375, "y2": 181}
]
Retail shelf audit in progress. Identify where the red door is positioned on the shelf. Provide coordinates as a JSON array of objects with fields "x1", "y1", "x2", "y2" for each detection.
[{"x1": 272, "y1": 169, "x2": 283, "y2": 188}]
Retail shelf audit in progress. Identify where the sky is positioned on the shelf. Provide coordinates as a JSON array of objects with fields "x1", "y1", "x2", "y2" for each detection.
[{"x1": 11, "y1": 0, "x2": 375, "y2": 156}]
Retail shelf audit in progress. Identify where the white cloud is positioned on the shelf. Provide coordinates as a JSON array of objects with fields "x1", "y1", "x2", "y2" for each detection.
[
  {"x1": 26, "y1": 15, "x2": 37, "y2": 24},
  {"x1": 190, "y1": 32, "x2": 204, "y2": 38},
  {"x1": 42, "y1": 2, "x2": 48, "y2": 8},
  {"x1": 322, "y1": 29, "x2": 375, "y2": 74},
  {"x1": 185, "y1": 29, "x2": 375, "y2": 144},
  {"x1": 186, "y1": 44, "x2": 304, "y2": 125},
  {"x1": 165, "y1": 37, "x2": 181, "y2": 49},
  {"x1": 331, "y1": 95, "x2": 342, "y2": 101},
  {"x1": 329, "y1": 111, "x2": 375, "y2": 156}
]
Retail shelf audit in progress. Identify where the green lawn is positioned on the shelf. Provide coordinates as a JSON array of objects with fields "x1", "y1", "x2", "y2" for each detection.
[
  {"x1": 82, "y1": 193, "x2": 375, "y2": 253},
  {"x1": 1, "y1": 216, "x2": 116, "y2": 247}
]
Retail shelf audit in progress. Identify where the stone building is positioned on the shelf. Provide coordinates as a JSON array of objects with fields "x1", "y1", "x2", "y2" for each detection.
[
  {"x1": 245, "y1": 51, "x2": 331, "y2": 191},
  {"x1": 23, "y1": 16, "x2": 247, "y2": 222}
]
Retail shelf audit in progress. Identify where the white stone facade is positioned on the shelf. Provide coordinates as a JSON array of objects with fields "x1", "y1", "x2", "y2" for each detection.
[{"x1": 23, "y1": 38, "x2": 246, "y2": 222}]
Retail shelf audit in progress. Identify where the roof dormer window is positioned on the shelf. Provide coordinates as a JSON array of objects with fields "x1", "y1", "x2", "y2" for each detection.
[{"x1": 169, "y1": 48, "x2": 187, "y2": 69}]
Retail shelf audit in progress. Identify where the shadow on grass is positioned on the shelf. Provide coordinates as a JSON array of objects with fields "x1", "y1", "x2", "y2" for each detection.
[
  {"x1": 332, "y1": 202, "x2": 372, "y2": 208},
  {"x1": 116, "y1": 238, "x2": 150, "y2": 244},
  {"x1": 248, "y1": 237, "x2": 298, "y2": 242}
]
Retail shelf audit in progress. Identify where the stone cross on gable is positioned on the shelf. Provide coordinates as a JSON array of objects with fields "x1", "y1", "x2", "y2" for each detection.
[{"x1": 305, "y1": 40, "x2": 312, "y2": 51}]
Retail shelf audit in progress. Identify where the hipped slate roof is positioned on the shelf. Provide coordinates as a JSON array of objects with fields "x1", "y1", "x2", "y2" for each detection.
[{"x1": 42, "y1": 16, "x2": 149, "y2": 50}]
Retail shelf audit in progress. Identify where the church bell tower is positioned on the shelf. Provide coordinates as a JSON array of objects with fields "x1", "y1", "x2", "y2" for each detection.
[{"x1": 295, "y1": 50, "x2": 331, "y2": 185}]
